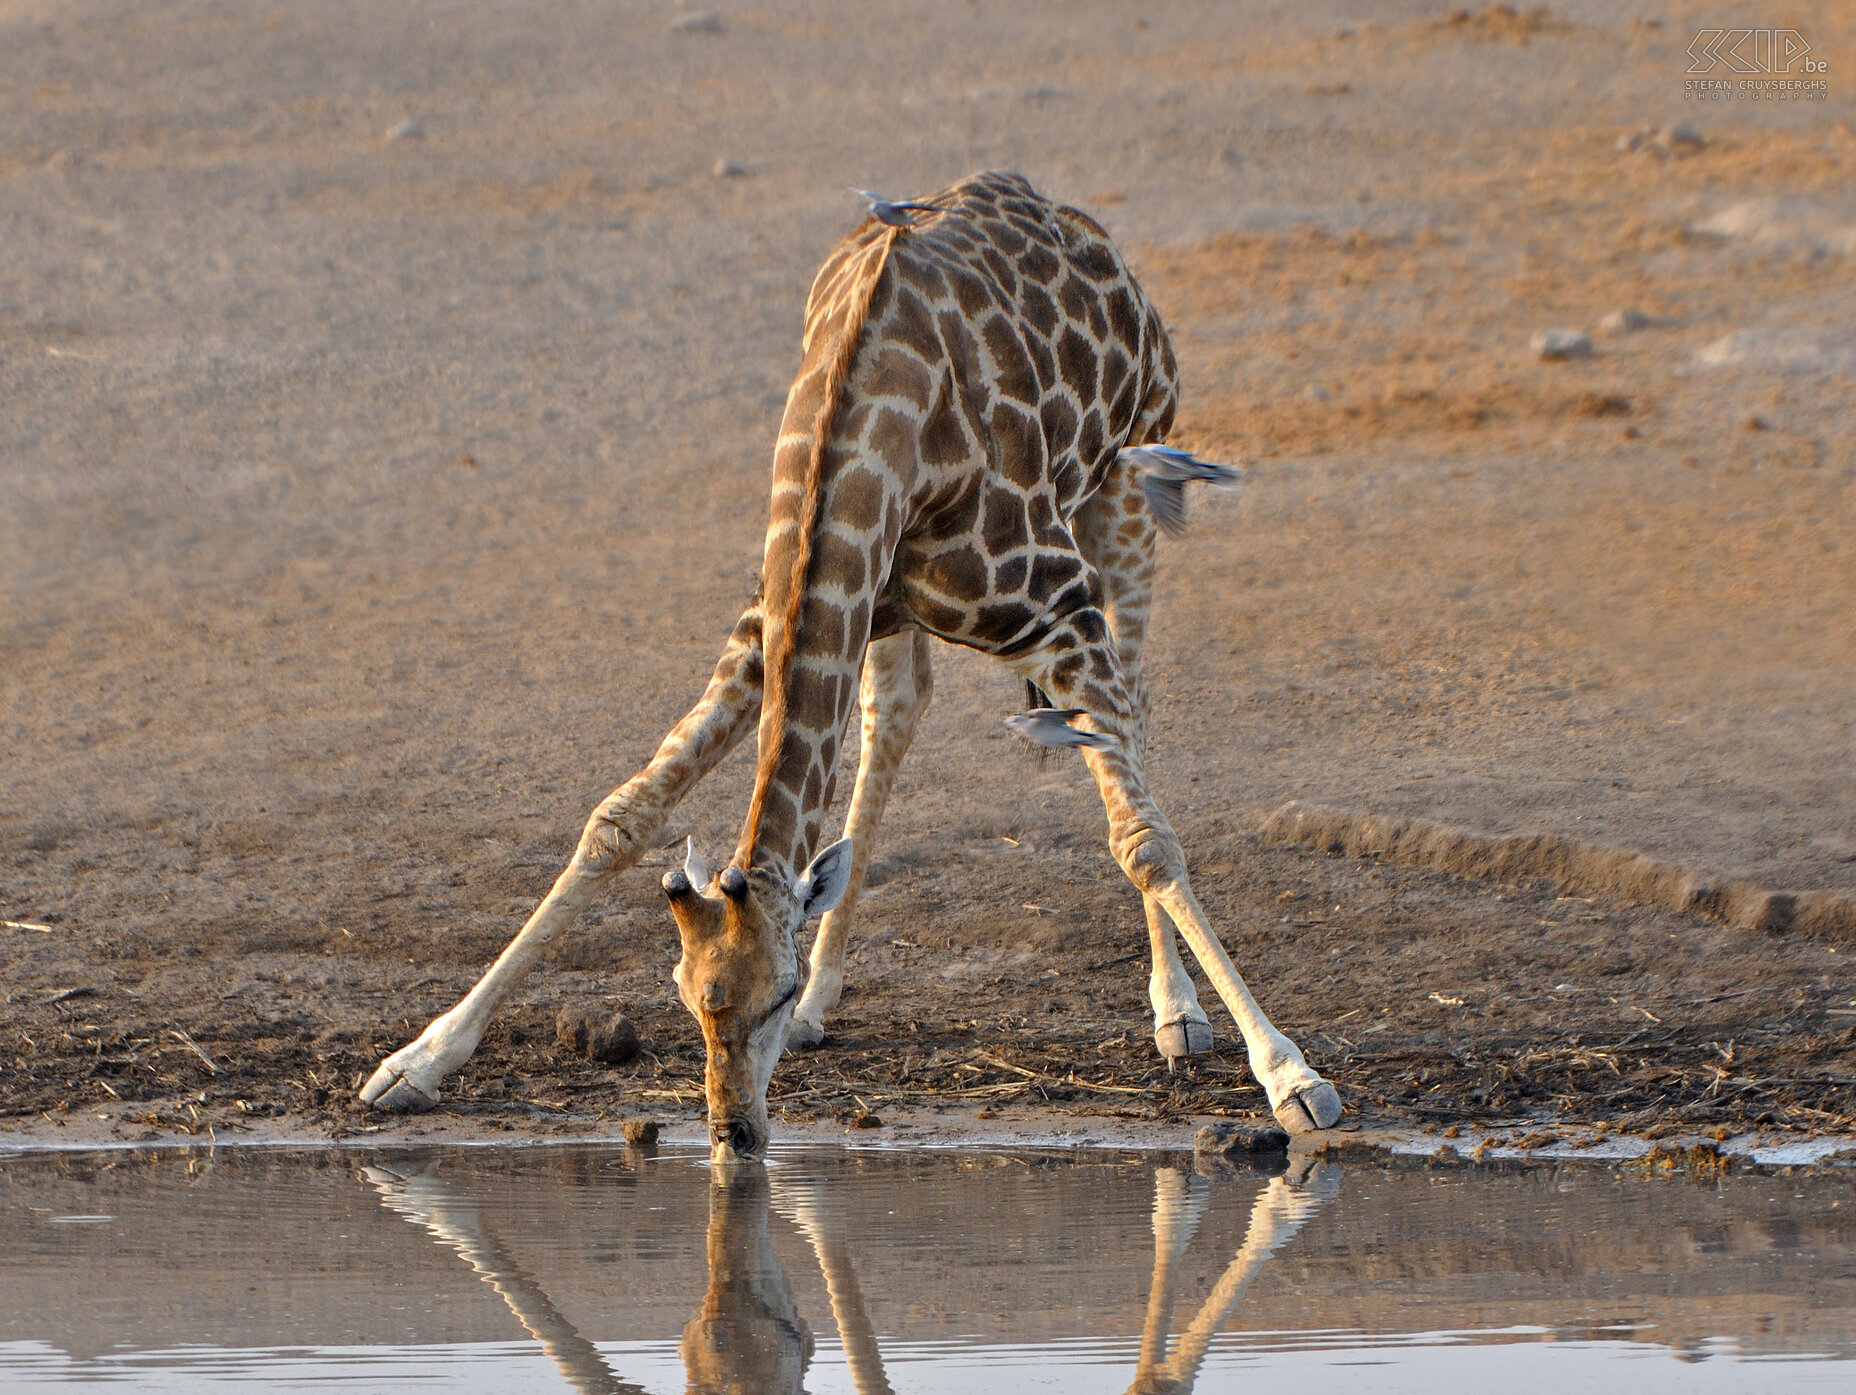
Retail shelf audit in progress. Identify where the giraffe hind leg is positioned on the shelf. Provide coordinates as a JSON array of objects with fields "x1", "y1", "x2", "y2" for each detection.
[
  {"x1": 1148, "y1": 898, "x2": 1213, "y2": 1066},
  {"x1": 1002, "y1": 609, "x2": 1341, "y2": 1132},
  {"x1": 1073, "y1": 456, "x2": 1213, "y2": 1066}
]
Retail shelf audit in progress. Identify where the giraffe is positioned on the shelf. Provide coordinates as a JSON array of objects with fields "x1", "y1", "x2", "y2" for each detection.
[{"x1": 359, "y1": 170, "x2": 1342, "y2": 1155}]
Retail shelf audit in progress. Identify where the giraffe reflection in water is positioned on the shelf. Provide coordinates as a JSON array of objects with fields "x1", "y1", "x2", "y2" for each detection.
[{"x1": 362, "y1": 1155, "x2": 1337, "y2": 1394}]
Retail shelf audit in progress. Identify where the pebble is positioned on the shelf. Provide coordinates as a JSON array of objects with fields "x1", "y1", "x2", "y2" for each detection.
[
  {"x1": 385, "y1": 120, "x2": 424, "y2": 143},
  {"x1": 1598, "y1": 309, "x2": 1650, "y2": 335},
  {"x1": 1531, "y1": 329, "x2": 1592, "y2": 361},
  {"x1": 554, "y1": 1005, "x2": 641, "y2": 1064},
  {"x1": 672, "y1": 10, "x2": 723, "y2": 32},
  {"x1": 1300, "y1": 383, "x2": 1332, "y2": 403},
  {"x1": 713, "y1": 157, "x2": 746, "y2": 178}
]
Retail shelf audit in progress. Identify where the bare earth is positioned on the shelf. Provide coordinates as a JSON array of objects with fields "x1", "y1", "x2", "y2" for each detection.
[{"x1": 3, "y1": 1, "x2": 1854, "y2": 1150}]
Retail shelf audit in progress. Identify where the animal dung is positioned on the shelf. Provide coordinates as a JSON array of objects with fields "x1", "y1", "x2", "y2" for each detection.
[
  {"x1": 554, "y1": 1006, "x2": 641, "y2": 1065},
  {"x1": 1194, "y1": 1120, "x2": 1291, "y2": 1158}
]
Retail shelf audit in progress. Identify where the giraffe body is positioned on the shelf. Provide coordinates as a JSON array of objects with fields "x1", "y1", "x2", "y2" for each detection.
[{"x1": 360, "y1": 172, "x2": 1342, "y2": 1154}]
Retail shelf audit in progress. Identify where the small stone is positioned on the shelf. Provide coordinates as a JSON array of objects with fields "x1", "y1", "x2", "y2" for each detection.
[
  {"x1": 1531, "y1": 329, "x2": 1593, "y2": 361},
  {"x1": 672, "y1": 10, "x2": 723, "y2": 32},
  {"x1": 555, "y1": 1006, "x2": 640, "y2": 1064},
  {"x1": 1656, "y1": 122, "x2": 1705, "y2": 151},
  {"x1": 1300, "y1": 383, "x2": 1332, "y2": 403},
  {"x1": 385, "y1": 120, "x2": 424, "y2": 143},
  {"x1": 713, "y1": 157, "x2": 746, "y2": 178},
  {"x1": 621, "y1": 1117, "x2": 660, "y2": 1148},
  {"x1": 1598, "y1": 309, "x2": 1650, "y2": 335},
  {"x1": 1615, "y1": 128, "x2": 1651, "y2": 154},
  {"x1": 1194, "y1": 1120, "x2": 1291, "y2": 1158},
  {"x1": 1741, "y1": 414, "x2": 1768, "y2": 432},
  {"x1": 851, "y1": 1109, "x2": 883, "y2": 1129}
]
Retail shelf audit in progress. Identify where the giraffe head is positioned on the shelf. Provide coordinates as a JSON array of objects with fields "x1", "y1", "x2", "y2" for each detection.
[{"x1": 663, "y1": 836, "x2": 854, "y2": 1161}]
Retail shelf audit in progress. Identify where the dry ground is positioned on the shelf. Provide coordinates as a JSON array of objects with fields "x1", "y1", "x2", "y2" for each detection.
[{"x1": 3, "y1": 1, "x2": 1853, "y2": 1147}]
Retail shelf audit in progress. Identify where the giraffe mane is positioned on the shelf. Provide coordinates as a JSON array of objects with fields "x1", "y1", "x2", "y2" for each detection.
[{"x1": 738, "y1": 224, "x2": 899, "y2": 870}]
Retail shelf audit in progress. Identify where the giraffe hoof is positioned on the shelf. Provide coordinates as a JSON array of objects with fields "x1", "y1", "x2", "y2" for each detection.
[
  {"x1": 1271, "y1": 1081, "x2": 1343, "y2": 1134},
  {"x1": 784, "y1": 1018, "x2": 826, "y2": 1052},
  {"x1": 1154, "y1": 1017, "x2": 1213, "y2": 1062},
  {"x1": 364, "y1": 1072, "x2": 440, "y2": 1114}
]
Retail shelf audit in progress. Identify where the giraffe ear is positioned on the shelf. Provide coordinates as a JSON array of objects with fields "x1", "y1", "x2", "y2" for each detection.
[
  {"x1": 794, "y1": 837, "x2": 854, "y2": 920},
  {"x1": 683, "y1": 837, "x2": 710, "y2": 892}
]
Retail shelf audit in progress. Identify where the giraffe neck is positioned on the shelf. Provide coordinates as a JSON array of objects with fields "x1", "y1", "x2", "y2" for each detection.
[{"x1": 734, "y1": 226, "x2": 898, "y2": 877}]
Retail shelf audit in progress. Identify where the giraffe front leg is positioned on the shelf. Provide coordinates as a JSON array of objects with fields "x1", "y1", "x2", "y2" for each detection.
[
  {"x1": 360, "y1": 605, "x2": 765, "y2": 1112},
  {"x1": 787, "y1": 630, "x2": 933, "y2": 1050}
]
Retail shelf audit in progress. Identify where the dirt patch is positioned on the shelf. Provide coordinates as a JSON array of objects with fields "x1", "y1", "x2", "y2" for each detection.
[{"x1": 7, "y1": 829, "x2": 1853, "y2": 1146}]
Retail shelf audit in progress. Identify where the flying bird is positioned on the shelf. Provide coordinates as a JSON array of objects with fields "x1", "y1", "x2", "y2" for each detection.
[
  {"x1": 1004, "y1": 708, "x2": 1117, "y2": 752},
  {"x1": 1118, "y1": 443, "x2": 1244, "y2": 538},
  {"x1": 848, "y1": 187, "x2": 941, "y2": 228}
]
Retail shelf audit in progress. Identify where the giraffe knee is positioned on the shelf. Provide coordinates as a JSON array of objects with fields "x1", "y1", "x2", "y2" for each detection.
[{"x1": 1117, "y1": 831, "x2": 1183, "y2": 895}]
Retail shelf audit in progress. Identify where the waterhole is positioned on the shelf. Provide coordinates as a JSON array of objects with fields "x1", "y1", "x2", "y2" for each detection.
[{"x1": 2, "y1": 1144, "x2": 1853, "y2": 1392}]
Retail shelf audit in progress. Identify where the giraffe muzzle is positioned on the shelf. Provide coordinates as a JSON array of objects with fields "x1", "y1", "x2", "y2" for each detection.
[{"x1": 712, "y1": 1115, "x2": 765, "y2": 1158}]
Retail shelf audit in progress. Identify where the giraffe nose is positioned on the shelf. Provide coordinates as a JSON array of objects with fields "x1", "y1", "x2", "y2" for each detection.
[{"x1": 713, "y1": 1116, "x2": 764, "y2": 1157}]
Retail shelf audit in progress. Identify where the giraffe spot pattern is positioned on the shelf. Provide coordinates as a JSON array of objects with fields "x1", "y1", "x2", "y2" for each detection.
[{"x1": 741, "y1": 170, "x2": 1182, "y2": 874}]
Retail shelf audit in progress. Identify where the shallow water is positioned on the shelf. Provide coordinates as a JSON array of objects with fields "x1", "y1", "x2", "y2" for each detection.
[{"x1": 2, "y1": 1144, "x2": 1854, "y2": 1393}]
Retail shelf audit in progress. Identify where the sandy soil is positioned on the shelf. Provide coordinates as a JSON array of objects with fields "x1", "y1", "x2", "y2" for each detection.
[{"x1": 3, "y1": 2, "x2": 1854, "y2": 1147}]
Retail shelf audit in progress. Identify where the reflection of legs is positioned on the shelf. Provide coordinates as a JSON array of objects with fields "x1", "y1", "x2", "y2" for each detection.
[
  {"x1": 363, "y1": 1164, "x2": 642, "y2": 1395},
  {"x1": 1134, "y1": 1162, "x2": 1341, "y2": 1394},
  {"x1": 1008, "y1": 611, "x2": 1341, "y2": 1133},
  {"x1": 685, "y1": 1166, "x2": 814, "y2": 1395},
  {"x1": 788, "y1": 631, "x2": 933, "y2": 1050},
  {"x1": 1133, "y1": 1167, "x2": 1213, "y2": 1387},
  {"x1": 362, "y1": 606, "x2": 765, "y2": 1112},
  {"x1": 1074, "y1": 475, "x2": 1210, "y2": 1065},
  {"x1": 776, "y1": 1183, "x2": 896, "y2": 1395}
]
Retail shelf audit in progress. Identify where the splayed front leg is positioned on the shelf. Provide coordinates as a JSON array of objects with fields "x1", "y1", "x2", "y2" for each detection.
[{"x1": 361, "y1": 604, "x2": 765, "y2": 1113}]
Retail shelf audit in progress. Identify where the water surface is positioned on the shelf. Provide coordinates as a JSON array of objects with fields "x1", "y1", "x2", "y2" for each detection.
[{"x1": 3, "y1": 1143, "x2": 1853, "y2": 1392}]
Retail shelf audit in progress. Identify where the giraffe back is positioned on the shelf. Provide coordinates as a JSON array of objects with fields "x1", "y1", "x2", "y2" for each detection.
[{"x1": 738, "y1": 171, "x2": 1179, "y2": 874}]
